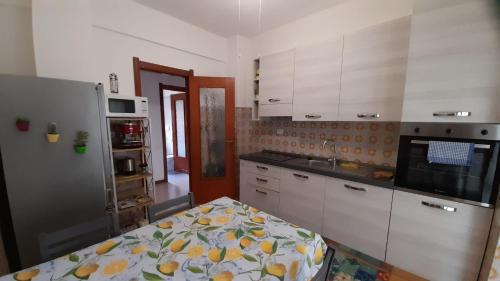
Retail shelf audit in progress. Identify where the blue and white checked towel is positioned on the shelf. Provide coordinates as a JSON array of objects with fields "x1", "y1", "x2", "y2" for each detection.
[{"x1": 427, "y1": 141, "x2": 474, "y2": 166}]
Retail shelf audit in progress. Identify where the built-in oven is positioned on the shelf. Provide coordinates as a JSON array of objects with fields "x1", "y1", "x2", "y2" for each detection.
[
  {"x1": 395, "y1": 123, "x2": 500, "y2": 207},
  {"x1": 104, "y1": 94, "x2": 149, "y2": 118}
]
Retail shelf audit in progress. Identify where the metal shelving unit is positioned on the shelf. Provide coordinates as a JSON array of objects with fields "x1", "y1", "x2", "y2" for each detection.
[{"x1": 105, "y1": 117, "x2": 156, "y2": 233}]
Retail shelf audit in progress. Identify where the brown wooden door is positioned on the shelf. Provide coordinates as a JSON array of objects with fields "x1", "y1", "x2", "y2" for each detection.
[
  {"x1": 170, "y1": 93, "x2": 189, "y2": 173},
  {"x1": 188, "y1": 76, "x2": 235, "y2": 204}
]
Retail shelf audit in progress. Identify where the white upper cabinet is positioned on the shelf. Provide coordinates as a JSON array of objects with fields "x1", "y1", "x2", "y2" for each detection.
[
  {"x1": 402, "y1": 0, "x2": 500, "y2": 123},
  {"x1": 339, "y1": 17, "x2": 411, "y2": 122},
  {"x1": 258, "y1": 50, "x2": 295, "y2": 117},
  {"x1": 292, "y1": 38, "x2": 343, "y2": 121}
]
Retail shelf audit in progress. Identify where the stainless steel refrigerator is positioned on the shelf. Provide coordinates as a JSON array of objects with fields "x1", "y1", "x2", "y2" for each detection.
[{"x1": 0, "y1": 75, "x2": 109, "y2": 270}]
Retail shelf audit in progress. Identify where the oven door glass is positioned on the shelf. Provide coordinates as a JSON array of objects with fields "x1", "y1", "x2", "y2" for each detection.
[
  {"x1": 108, "y1": 98, "x2": 136, "y2": 114},
  {"x1": 395, "y1": 137, "x2": 500, "y2": 205}
]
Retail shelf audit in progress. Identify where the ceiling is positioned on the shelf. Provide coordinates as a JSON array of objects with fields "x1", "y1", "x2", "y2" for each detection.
[{"x1": 133, "y1": 0, "x2": 348, "y2": 37}]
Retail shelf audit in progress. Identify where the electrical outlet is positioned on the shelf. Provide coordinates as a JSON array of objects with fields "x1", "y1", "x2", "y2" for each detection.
[{"x1": 276, "y1": 129, "x2": 284, "y2": 136}]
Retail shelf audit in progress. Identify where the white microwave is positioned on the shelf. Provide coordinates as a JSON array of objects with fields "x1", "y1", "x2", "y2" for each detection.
[{"x1": 104, "y1": 95, "x2": 149, "y2": 118}]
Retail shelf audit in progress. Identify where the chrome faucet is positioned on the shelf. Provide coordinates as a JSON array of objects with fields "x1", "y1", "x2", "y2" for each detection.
[{"x1": 321, "y1": 138, "x2": 337, "y2": 167}]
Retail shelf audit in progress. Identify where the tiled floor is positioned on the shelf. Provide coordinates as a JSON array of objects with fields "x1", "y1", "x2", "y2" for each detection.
[
  {"x1": 154, "y1": 171, "x2": 189, "y2": 203},
  {"x1": 324, "y1": 239, "x2": 425, "y2": 281}
]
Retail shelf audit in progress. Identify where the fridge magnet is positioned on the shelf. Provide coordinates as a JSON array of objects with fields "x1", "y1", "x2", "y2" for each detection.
[
  {"x1": 46, "y1": 122, "x2": 60, "y2": 143},
  {"x1": 15, "y1": 118, "x2": 30, "y2": 132},
  {"x1": 74, "y1": 130, "x2": 89, "y2": 154}
]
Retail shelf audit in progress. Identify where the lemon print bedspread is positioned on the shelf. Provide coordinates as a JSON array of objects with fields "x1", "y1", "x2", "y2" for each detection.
[{"x1": 1, "y1": 197, "x2": 326, "y2": 281}]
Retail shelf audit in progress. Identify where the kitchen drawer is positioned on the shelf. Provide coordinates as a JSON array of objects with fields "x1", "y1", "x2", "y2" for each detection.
[
  {"x1": 386, "y1": 190, "x2": 493, "y2": 281},
  {"x1": 322, "y1": 178, "x2": 393, "y2": 261},
  {"x1": 240, "y1": 184, "x2": 280, "y2": 217},
  {"x1": 242, "y1": 172, "x2": 279, "y2": 192},
  {"x1": 240, "y1": 160, "x2": 281, "y2": 179},
  {"x1": 279, "y1": 168, "x2": 326, "y2": 233}
]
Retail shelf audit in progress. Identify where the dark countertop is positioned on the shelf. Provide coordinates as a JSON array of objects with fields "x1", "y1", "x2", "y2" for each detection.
[{"x1": 240, "y1": 150, "x2": 395, "y2": 189}]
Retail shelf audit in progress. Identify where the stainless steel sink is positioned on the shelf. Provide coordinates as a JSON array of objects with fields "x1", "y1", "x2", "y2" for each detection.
[
  {"x1": 284, "y1": 157, "x2": 374, "y2": 177},
  {"x1": 286, "y1": 158, "x2": 336, "y2": 170},
  {"x1": 307, "y1": 159, "x2": 334, "y2": 167}
]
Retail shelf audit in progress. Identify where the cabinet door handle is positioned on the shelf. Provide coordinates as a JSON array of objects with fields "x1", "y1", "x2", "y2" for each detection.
[
  {"x1": 256, "y1": 177, "x2": 268, "y2": 183},
  {"x1": 268, "y1": 98, "x2": 281, "y2": 103},
  {"x1": 421, "y1": 201, "x2": 456, "y2": 212},
  {"x1": 256, "y1": 165, "x2": 268, "y2": 171},
  {"x1": 344, "y1": 184, "x2": 367, "y2": 192},
  {"x1": 433, "y1": 111, "x2": 471, "y2": 117},
  {"x1": 357, "y1": 113, "x2": 380, "y2": 119},
  {"x1": 255, "y1": 189, "x2": 268, "y2": 195},
  {"x1": 293, "y1": 173, "x2": 309, "y2": 179},
  {"x1": 305, "y1": 114, "x2": 322, "y2": 119}
]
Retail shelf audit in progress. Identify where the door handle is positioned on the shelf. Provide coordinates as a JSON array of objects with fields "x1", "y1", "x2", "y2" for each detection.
[
  {"x1": 225, "y1": 140, "x2": 234, "y2": 143},
  {"x1": 293, "y1": 173, "x2": 309, "y2": 179},
  {"x1": 344, "y1": 184, "x2": 367, "y2": 192},
  {"x1": 357, "y1": 113, "x2": 380, "y2": 119},
  {"x1": 433, "y1": 111, "x2": 471, "y2": 117},
  {"x1": 268, "y1": 98, "x2": 281, "y2": 103},
  {"x1": 255, "y1": 189, "x2": 268, "y2": 195},
  {"x1": 256, "y1": 177, "x2": 268, "y2": 183},
  {"x1": 256, "y1": 165, "x2": 268, "y2": 171},
  {"x1": 305, "y1": 114, "x2": 322, "y2": 119},
  {"x1": 421, "y1": 201, "x2": 456, "y2": 212}
]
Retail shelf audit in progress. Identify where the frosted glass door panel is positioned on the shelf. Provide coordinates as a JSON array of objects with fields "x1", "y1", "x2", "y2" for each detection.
[{"x1": 200, "y1": 88, "x2": 226, "y2": 177}]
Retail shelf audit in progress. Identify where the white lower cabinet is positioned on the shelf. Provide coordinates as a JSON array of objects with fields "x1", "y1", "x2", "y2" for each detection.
[
  {"x1": 239, "y1": 162, "x2": 281, "y2": 217},
  {"x1": 240, "y1": 161, "x2": 493, "y2": 279},
  {"x1": 322, "y1": 178, "x2": 393, "y2": 260},
  {"x1": 386, "y1": 190, "x2": 493, "y2": 281},
  {"x1": 240, "y1": 181, "x2": 280, "y2": 216},
  {"x1": 278, "y1": 169, "x2": 326, "y2": 233}
]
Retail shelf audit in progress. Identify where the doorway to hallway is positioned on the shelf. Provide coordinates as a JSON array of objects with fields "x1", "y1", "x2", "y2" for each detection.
[
  {"x1": 133, "y1": 58, "x2": 191, "y2": 203},
  {"x1": 158, "y1": 84, "x2": 190, "y2": 203},
  {"x1": 160, "y1": 84, "x2": 189, "y2": 174},
  {"x1": 133, "y1": 57, "x2": 236, "y2": 205}
]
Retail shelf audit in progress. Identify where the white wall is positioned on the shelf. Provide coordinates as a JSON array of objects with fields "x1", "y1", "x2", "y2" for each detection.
[
  {"x1": 31, "y1": 0, "x2": 94, "y2": 82},
  {"x1": 29, "y1": 0, "x2": 414, "y2": 120},
  {"x1": 31, "y1": 0, "x2": 230, "y2": 96},
  {"x1": 0, "y1": 0, "x2": 35, "y2": 76},
  {"x1": 140, "y1": 70, "x2": 185, "y2": 181}
]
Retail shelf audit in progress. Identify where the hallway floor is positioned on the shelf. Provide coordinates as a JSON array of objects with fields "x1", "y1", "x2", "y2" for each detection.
[{"x1": 155, "y1": 171, "x2": 189, "y2": 203}]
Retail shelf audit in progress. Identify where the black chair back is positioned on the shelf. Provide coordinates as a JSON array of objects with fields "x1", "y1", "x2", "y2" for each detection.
[
  {"x1": 148, "y1": 192, "x2": 195, "y2": 223},
  {"x1": 39, "y1": 215, "x2": 112, "y2": 261}
]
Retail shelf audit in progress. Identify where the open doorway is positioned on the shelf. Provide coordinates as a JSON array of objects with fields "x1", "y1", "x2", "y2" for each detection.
[
  {"x1": 133, "y1": 57, "x2": 237, "y2": 205},
  {"x1": 133, "y1": 58, "x2": 191, "y2": 203},
  {"x1": 160, "y1": 84, "x2": 189, "y2": 173}
]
